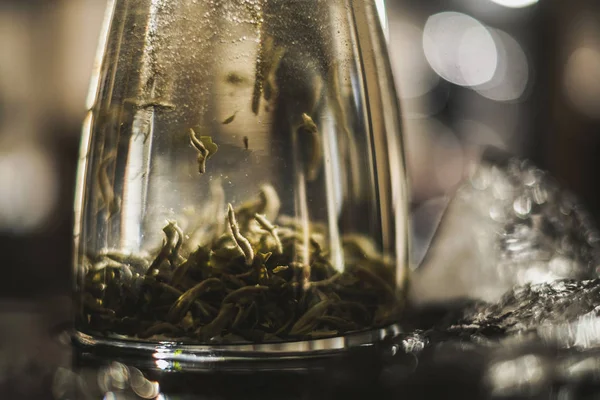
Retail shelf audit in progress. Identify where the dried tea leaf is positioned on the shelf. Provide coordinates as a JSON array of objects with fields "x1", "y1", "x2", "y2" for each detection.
[
  {"x1": 222, "y1": 111, "x2": 238, "y2": 125},
  {"x1": 225, "y1": 72, "x2": 247, "y2": 85},
  {"x1": 227, "y1": 204, "x2": 254, "y2": 265},
  {"x1": 255, "y1": 214, "x2": 283, "y2": 254},
  {"x1": 223, "y1": 285, "x2": 269, "y2": 305},
  {"x1": 354, "y1": 265, "x2": 396, "y2": 301},
  {"x1": 167, "y1": 278, "x2": 223, "y2": 323},
  {"x1": 189, "y1": 129, "x2": 218, "y2": 174},
  {"x1": 289, "y1": 299, "x2": 333, "y2": 336},
  {"x1": 272, "y1": 265, "x2": 288, "y2": 274},
  {"x1": 197, "y1": 303, "x2": 236, "y2": 341},
  {"x1": 299, "y1": 113, "x2": 322, "y2": 181},
  {"x1": 81, "y1": 183, "x2": 401, "y2": 343},
  {"x1": 317, "y1": 316, "x2": 357, "y2": 331}
]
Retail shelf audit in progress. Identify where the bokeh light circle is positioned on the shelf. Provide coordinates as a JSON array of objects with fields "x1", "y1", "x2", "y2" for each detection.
[{"x1": 423, "y1": 12, "x2": 497, "y2": 87}]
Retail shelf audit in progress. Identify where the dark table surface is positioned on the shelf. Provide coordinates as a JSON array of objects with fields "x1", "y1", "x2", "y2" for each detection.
[{"x1": 0, "y1": 296, "x2": 479, "y2": 400}]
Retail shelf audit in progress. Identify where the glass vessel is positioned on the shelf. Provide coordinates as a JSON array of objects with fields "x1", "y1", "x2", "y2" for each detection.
[{"x1": 73, "y1": 0, "x2": 409, "y2": 357}]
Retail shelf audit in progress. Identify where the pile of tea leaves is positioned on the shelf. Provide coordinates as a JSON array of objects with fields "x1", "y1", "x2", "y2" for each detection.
[{"x1": 80, "y1": 186, "x2": 401, "y2": 343}]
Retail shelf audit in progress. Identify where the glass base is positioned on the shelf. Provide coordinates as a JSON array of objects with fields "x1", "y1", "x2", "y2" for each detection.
[{"x1": 72, "y1": 324, "x2": 402, "y2": 371}]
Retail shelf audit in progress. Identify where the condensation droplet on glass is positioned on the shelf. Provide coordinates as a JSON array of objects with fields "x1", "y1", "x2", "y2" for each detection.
[
  {"x1": 503, "y1": 224, "x2": 535, "y2": 254},
  {"x1": 560, "y1": 194, "x2": 576, "y2": 216},
  {"x1": 586, "y1": 230, "x2": 600, "y2": 246},
  {"x1": 513, "y1": 195, "x2": 532, "y2": 218},
  {"x1": 507, "y1": 158, "x2": 522, "y2": 179},
  {"x1": 532, "y1": 185, "x2": 548, "y2": 205},
  {"x1": 549, "y1": 256, "x2": 573, "y2": 277},
  {"x1": 523, "y1": 263, "x2": 559, "y2": 285},
  {"x1": 491, "y1": 174, "x2": 514, "y2": 200},
  {"x1": 490, "y1": 202, "x2": 507, "y2": 223},
  {"x1": 560, "y1": 236, "x2": 575, "y2": 255},
  {"x1": 470, "y1": 167, "x2": 491, "y2": 191},
  {"x1": 522, "y1": 167, "x2": 539, "y2": 187}
]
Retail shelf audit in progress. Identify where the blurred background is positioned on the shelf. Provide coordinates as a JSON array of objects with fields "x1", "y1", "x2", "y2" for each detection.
[{"x1": 0, "y1": 0, "x2": 599, "y2": 300}]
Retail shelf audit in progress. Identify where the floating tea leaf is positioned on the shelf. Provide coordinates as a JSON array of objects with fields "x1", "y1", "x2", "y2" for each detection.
[
  {"x1": 227, "y1": 204, "x2": 254, "y2": 265},
  {"x1": 255, "y1": 213, "x2": 283, "y2": 254},
  {"x1": 273, "y1": 265, "x2": 288, "y2": 274},
  {"x1": 225, "y1": 72, "x2": 247, "y2": 85},
  {"x1": 138, "y1": 322, "x2": 181, "y2": 339},
  {"x1": 189, "y1": 129, "x2": 218, "y2": 174},
  {"x1": 299, "y1": 113, "x2": 322, "y2": 181},
  {"x1": 222, "y1": 111, "x2": 238, "y2": 125}
]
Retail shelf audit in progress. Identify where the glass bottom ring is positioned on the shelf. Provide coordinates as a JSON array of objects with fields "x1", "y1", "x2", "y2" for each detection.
[{"x1": 72, "y1": 324, "x2": 402, "y2": 371}]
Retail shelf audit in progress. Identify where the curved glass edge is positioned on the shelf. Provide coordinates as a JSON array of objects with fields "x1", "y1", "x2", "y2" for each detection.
[{"x1": 73, "y1": 324, "x2": 402, "y2": 369}]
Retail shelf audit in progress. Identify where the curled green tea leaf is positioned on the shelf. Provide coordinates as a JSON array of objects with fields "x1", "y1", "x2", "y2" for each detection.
[
  {"x1": 272, "y1": 265, "x2": 288, "y2": 274},
  {"x1": 189, "y1": 129, "x2": 218, "y2": 174},
  {"x1": 227, "y1": 203, "x2": 254, "y2": 265},
  {"x1": 354, "y1": 265, "x2": 396, "y2": 302},
  {"x1": 289, "y1": 299, "x2": 333, "y2": 336},
  {"x1": 299, "y1": 113, "x2": 322, "y2": 181},
  {"x1": 81, "y1": 186, "x2": 401, "y2": 343},
  {"x1": 223, "y1": 285, "x2": 269, "y2": 305},
  {"x1": 146, "y1": 220, "x2": 184, "y2": 276},
  {"x1": 255, "y1": 213, "x2": 283, "y2": 254},
  {"x1": 167, "y1": 278, "x2": 223, "y2": 323},
  {"x1": 197, "y1": 303, "x2": 236, "y2": 341}
]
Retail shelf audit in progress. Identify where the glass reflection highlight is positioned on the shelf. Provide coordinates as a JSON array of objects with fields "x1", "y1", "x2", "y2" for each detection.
[{"x1": 489, "y1": 0, "x2": 539, "y2": 9}]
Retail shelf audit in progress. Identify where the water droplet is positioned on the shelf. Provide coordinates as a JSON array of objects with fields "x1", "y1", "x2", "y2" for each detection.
[
  {"x1": 470, "y1": 167, "x2": 491, "y2": 190},
  {"x1": 560, "y1": 194, "x2": 576, "y2": 215},
  {"x1": 513, "y1": 195, "x2": 532, "y2": 218},
  {"x1": 532, "y1": 185, "x2": 548, "y2": 205},
  {"x1": 586, "y1": 230, "x2": 600, "y2": 245},
  {"x1": 549, "y1": 256, "x2": 573, "y2": 276},
  {"x1": 491, "y1": 173, "x2": 515, "y2": 200},
  {"x1": 490, "y1": 203, "x2": 507, "y2": 222},
  {"x1": 523, "y1": 167, "x2": 543, "y2": 187}
]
